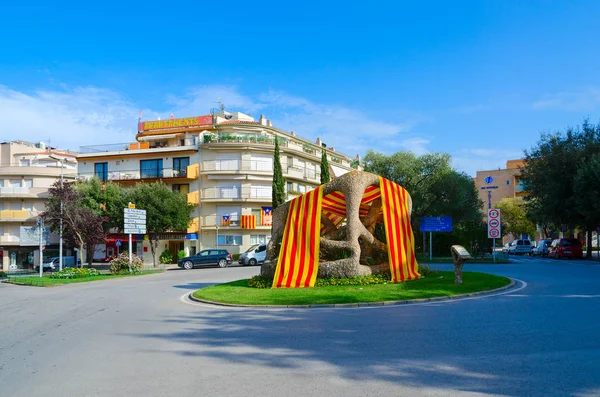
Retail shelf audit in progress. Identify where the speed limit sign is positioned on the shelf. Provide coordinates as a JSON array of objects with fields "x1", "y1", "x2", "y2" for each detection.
[{"x1": 487, "y1": 208, "x2": 501, "y2": 239}]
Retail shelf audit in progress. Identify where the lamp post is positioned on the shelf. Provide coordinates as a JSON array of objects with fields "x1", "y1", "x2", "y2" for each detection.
[{"x1": 50, "y1": 155, "x2": 66, "y2": 271}]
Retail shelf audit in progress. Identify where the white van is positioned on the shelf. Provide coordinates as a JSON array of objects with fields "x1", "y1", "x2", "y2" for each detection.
[
  {"x1": 509, "y1": 239, "x2": 532, "y2": 255},
  {"x1": 532, "y1": 238, "x2": 553, "y2": 257},
  {"x1": 35, "y1": 256, "x2": 77, "y2": 271},
  {"x1": 238, "y1": 244, "x2": 267, "y2": 266}
]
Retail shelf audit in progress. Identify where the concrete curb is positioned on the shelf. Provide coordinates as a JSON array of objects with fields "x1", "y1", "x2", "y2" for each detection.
[{"x1": 187, "y1": 278, "x2": 517, "y2": 309}]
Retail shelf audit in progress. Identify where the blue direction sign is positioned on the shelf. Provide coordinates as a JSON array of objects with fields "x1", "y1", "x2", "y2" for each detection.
[
  {"x1": 115, "y1": 239, "x2": 122, "y2": 247},
  {"x1": 420, "y1": 216, "x2": 453, "y2": 232}
]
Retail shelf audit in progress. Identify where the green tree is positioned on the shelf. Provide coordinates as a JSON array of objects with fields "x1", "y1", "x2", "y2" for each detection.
[
  {"x1": 573, "y1": 153, "x2": 600, "y2": 248},
  {"x1": 272, "y1": 137, "x2": 286, "y2": 210},
  {"x1": 125, "y1": 182, "x2": 195, "y2": 266},
  {"x1": 522, "y1": 119, "x2": 600, "y2": 256},
  {"x1": 495, "y1": 198, "x2": 536, "y2": 238},
  {"x1": 320, "y1": 148, "x2": 330, "y2": 184},
  {"x1": 363, "y1": 150, "x2": 484, "y2": 254},
  {"x1": 76, "y1": 177, "x2": 126, "y2": 231}
]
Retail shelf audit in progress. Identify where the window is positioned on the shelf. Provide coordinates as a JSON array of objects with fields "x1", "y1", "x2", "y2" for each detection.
[
  {"x1": 216, "y1": 153, "x2": 240, "y2": 171},
  {"x1": 298, "y1": 184, "x2": 306, "y2": 194},
  {"x1": 256, "y1": 245, "x2": 266, "y2": 253},
  {"x1": 9, "y1": 202, "x2": 21, "y2": 210},
  {"x1": 250, "y1": 154, "x2": 273, "y2": 171},
  {"x1": 23, "y1": 179, "x2": 33, "y2": 188},
  {"x1": 173, "y1": 157, "x2": 190, "y2": 177},
  {"x1": 287, "y1": 182, "x2": 294, "y2": 192},
  {"x1": 250, "y1": 184, "x2": 272, "y2": 198},
  {"x1": 20, "y1": 159, "x2": 30, "y2": 167},
  {"x1": 217, "y1": 234, "x2": 242, "y2": 245},
  {"x1": 95, "y1": 163, "x2": 108, "y2": 181},
  {"x1": 140, "y1": 159, "x2": 163, "y2": 178},
  {"x1": 200, "y1": 251, "x2": 210, "y2": 257},
  {"x1": 209, "y1": 250, "x2": 221, "y2": 255},
  {"x1": 172, "y1": 184, "x2": 189, "y2": 194},
  {"x1": 216, "y1": 182, "x2": 241, "y2": 199},
  {"x1": 9, "y1": 180, "x2": 21, "y2": 188},
  {"x1": 250, "y1": 234, "x2": 269, "y2": 244},
  {"x1": 23, "y1": 202, "x2": 33, "y2": 211},
  {"x1": 216, "y1": 205, "x2": 241, "y2": 225}
]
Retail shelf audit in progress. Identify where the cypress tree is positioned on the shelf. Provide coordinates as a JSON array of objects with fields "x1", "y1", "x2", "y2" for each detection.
[
  {"x1": 272, "y1": 136, "x2": 286, "y2": 210},
  {"x1": 320, "y1": 148, "x2": 331, "y2": 184}
]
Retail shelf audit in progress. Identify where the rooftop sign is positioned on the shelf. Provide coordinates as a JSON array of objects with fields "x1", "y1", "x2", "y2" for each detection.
[{"x1": 138, "y1": 115, "x2": 213, "y2": 132}]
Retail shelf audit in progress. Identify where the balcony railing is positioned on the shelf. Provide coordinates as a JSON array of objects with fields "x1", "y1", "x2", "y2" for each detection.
[
  {"x1": 79, "y1": 164, "x2": 198, "y2": 182},
  {"x1": 202, "y1": 160, "x2": 274, "y2": 172},
  {"x1": 0, "y1": 210, "x2": 39, "y2": 220},
  {"x1": 0, "y1": 235, "x2": 20, "y2": 243},
  {"x1": 201, "y1": 187, "x2": 272, "y2": 200},
  {"x1": 0, "y1": 187, "x2": 31, "y2": 195}
]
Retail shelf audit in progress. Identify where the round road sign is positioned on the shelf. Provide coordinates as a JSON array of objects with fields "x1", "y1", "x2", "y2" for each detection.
[
  {"x1": 489, "y1": 219, "x2": 500, "y2": 228},
  {"x1": 489, "y1": 229, "x2": 500, "y2": 238},
  {"x1": 488, "y1": 209, "x2": 500, "y2": 219}
]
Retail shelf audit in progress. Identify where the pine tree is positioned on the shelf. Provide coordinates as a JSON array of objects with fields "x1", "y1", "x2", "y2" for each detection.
[
  {"x1": 320, "y1": 148, "x2": 331, "y2": 184},
  {"x1": 272, "y1": 137, "x2": 286, "y2": 210}
]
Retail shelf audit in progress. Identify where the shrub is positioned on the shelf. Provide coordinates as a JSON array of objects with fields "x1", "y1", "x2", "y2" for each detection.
[
  {"x1": 418, "y1": 264, "x2": 437, "y2": 277},
  {"x1": 159, "y1": 249, "x2": 174, "y2": 264},
  {"x1": 0, "y1": 271, "x2": 7, "y2": 278},
  {"x1": 177, "y1": 250, "x2": 186, "y2": 260},
  {"x1": 51, "y1": 267, "x2": 101, "y2": 279},
  {"x1": 247, "y1": 274, "x2": 393, "y2": 288},
  {"x1": 248, "y1": 275, "x2": 272, "y2": 288},
  {"x1": 110, "y1": 253, "x2": 144, "y2": 274},
  {"x1": 232, "y1": 253, "x2": 241, "y2": 261}
]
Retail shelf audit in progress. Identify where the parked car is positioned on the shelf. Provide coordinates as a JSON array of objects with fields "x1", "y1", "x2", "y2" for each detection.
[
  {"x1": 532, "y1": 238, "x2": 553, "y2": 257},
  {"x1": 238, "y1": 244, "x2": 267, "y2": 266},
  {"x1": 508, "y1": 239, "x2": 532, "y2": 255},
  {"x1": 34, "y1": 256, "x2": 78, "y2": 271},
  {"x1": 548, "y1": 238, "x2": 583, "y2": 259},
  {"x1": 178, "y1": 249, "x2": 233, "y2": 270}
]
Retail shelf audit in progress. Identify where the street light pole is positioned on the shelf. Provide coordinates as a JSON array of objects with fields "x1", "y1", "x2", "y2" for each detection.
[{"x1": 59, "y1": 159, "x2": 64, "y2": 271}]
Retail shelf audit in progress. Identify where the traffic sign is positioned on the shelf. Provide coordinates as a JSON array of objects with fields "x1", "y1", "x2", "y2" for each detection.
[
  {"x1": 420, "y1": 216, "x2": 453, "y2": 232},
  {"x1": 124, "y1": 208, "x2": 146, "y2": 215},
  {"x1": 487, "y1": 208, "x2": 501, "y2": 239},
  {"x1": 115, "y1": 239, "x2": 122, "y2": 247},
  {"x1": 124, "y1": 228, "x2": 146, "y2": 234}
]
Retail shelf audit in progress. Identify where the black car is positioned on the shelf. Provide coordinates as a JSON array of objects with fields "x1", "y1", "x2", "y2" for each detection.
[{"x1": 178, "y1": 249, "x2": 233, "y2": 270}]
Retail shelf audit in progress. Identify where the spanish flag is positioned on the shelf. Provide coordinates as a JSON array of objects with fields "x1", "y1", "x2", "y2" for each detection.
[
  {"x1": 273, "y1": 186, "x2": 323, "y2": 288},
  {"x1": 221, "y1": 215, "x2": 230, "y2": 227},
  {"x1": 261, "y1": 206, "x2": 273, "y2": 226},
  {"x1": 241, "y1": 215, "x2": 256, "y2": 229}
]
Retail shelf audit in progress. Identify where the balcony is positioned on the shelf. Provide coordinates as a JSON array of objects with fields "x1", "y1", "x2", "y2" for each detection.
[
  {"x1": 286, "y1": 166, "x2": 320, "y2": 182},
  {"x1": 0, "y1": 235, "x2": 20, "y2": 244},
  {"x1": 202, "y1": 160, "x2": 274, "y2": 173},
  {"x1": 79, "y1": 165, "x2": 198, "y2": 183},
  {"x1": 187, "y1": 191, "x2": 199, "y2": 205},
  {"x1": 201, "y1": 215, "x2": 241, "y2": 228},
  {"x1": 0, "y1": 210, "x2": 38, "y2": 221},
  {"x1": 201, "y1": 187, "x2": 272, "y2": 202}
]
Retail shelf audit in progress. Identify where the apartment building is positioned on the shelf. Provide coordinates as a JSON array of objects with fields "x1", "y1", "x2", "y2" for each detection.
[
  {"x1": 0, "y1": 141, "x2": 77, "y2": 271},
  {"x1": 474, "y1": 159, "x2": 526, "y2": 212},
  {"x1": 77, "y1": 110, "x2": 359, "y2": 262}
]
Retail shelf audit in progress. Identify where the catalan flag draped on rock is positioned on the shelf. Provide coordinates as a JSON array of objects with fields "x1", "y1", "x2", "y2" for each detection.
[
  {"x1": 273, "y1": 176, "x2": 419, "y2": 288},
  {"x1": 261, "y1": 206, "x2": 272, "y2": 226},
  {"x1": 273, "y1": 186, "x2": 323, "y2": 288},
  {"x1": 241, "y1": 215, "x2": 256, "y2": 229},
  {"x1": 221, "y1": 215, "x2": 230, "y2": 227}
]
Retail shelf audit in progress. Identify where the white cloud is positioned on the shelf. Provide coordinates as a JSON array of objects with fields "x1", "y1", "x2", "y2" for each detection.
[
  {"x1": 0, "y1": 85, "x2": 138, "y2": 151},
  {"x1": 0, "y1": 84, "x2": 425, "y2": 158},
  {"x1": 532, "y1": 88, "x2": 600, "y2": 111},
  {"x1": 452, "y1": 148, "x2": 523, "y2": 176}
]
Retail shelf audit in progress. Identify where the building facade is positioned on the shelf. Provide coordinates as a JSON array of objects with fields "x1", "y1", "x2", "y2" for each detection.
[
  {"x1": 474, "y1": 159, "x2": 526, "y2": 213},
  {"x1": 0, "y1": 141, "x2": 77, "y2": 271},
  {"x1": 77, "y1": 111, "x2": 358, "y2": 263}
]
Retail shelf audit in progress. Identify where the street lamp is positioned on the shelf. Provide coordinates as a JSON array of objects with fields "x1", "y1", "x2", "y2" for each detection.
[{"x1": 49, "y1": 155, "x2": 67, "y2": 271}]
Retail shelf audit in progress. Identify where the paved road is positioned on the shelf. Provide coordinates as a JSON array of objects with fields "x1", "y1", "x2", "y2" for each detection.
[{"x1": 0, "y1": 258, "x2": 599, "y2": 397}]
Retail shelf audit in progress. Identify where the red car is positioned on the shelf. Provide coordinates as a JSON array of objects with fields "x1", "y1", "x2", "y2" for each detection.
[{"x1": 548, "y1": 238, "x2": 583, "y2": 259}]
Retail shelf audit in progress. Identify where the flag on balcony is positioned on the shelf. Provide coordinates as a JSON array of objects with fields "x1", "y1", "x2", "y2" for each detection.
[
  {"x1": 221, "y1": 215, "x2": 230, "y2": 227},
  {"x1": 241, "y1": 215, "x2": 256, "y2": 229},
  {"x1": 273, "y1": 186, "x2": 323, "y2": 288},
  {"x1": 261, "y1": 206, "x2": 272, "y2": 226}
]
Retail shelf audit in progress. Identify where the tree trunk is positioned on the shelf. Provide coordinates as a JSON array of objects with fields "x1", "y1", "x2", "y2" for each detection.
[
  {"x1": 587, "y1": 228, "x2": 593, "y2": 259},
  {"x1": 150, "y1": 238, "x2": 159, "y2": 267},
  {"x1": 79, "y1": 243, "x2": 85, "y2": 268}
]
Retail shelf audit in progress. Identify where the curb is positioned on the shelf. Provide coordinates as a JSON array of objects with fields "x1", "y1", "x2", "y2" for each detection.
[{"x1": 187, "y1": 278, "x2": 517, "y2": 309}]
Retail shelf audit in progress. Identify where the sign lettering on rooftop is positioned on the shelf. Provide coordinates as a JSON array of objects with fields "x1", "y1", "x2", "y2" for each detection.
[{"x1": 138, "y1": 115, "x2": 213, "y2": 132}]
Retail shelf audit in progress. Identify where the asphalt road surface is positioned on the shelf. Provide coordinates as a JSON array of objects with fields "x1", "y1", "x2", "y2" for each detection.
[{"x1": 1, "y1": 257, "x2": 599, "y2": 397}]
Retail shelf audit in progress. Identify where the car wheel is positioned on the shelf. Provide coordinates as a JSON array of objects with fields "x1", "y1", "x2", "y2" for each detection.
[
  {"x1": 218, "y1": 259, "x2": 228, "y2": 268},
  {"x1": 249, "y1": 258, "x2": 257, "y2": 266},
  {"x1": 183, "y1": 261, "x2": 194, "y2": 270}
]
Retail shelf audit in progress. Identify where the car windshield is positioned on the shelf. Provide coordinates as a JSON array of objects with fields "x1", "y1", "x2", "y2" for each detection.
[
  {"x1": 562, "y1": 239, "x2": 580, "y2": 246},
  {"x1": 245, "y1": 244, "x2": 260, "y2": 253}
]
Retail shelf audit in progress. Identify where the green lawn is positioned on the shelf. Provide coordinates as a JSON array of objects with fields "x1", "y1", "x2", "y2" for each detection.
[
  {"x1": 192, "y1": 271, "x2": 511, "y2": 306},
  {"x1": 3, "y1": 270, "x2": 163, "y2": 287},
  {"x1": 416, "y1": 254, "x2": 509, "y2": 264}
]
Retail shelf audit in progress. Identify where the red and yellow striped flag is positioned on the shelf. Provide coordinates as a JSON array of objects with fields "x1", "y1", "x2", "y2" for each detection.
[
  {"x1": 379, "y1": 177, "x2": 420, "y2": 282},
  {"x1": 273, "y1": 186, "x2": 323, "y2": 288},
  {"x1": 240, "y1": 215, "x2": 256, "y2": 229}
]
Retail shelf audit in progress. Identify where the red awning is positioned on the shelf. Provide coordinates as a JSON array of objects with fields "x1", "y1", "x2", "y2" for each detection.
[{"x1": 105, "y1": 235, "x2": 137, "y2": 243}]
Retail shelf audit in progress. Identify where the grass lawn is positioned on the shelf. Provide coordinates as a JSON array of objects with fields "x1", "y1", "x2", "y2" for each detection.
[
  {"x1": 192, "y1": 271, "x2": 511, "y2": 306},
  {"x1": 3, "y1": 270, "x2": 163, "y2": 287},
  {"x1": 416, "y1": 254, "x2": 509, "y2": 264}
]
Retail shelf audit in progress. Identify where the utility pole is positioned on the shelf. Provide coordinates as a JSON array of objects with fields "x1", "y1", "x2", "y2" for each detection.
[
  {"x1": 38, "y1": 217, "x2": 44, "y2": 277},
  {"x1": 59, "y1": 160, "x2": 64, "y2": 271}
]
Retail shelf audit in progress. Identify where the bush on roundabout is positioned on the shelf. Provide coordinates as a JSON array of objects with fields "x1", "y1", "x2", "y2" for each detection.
[
  {"x1": 50, "y1": 268, "x2": 101, "y2": 279},
  {"x1": 109, "y1": 253, "x2": 144, "y2": 274}
]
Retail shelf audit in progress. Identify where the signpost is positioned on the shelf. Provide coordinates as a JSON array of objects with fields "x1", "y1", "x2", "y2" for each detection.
[
  {"x1": 124, "y1": 205, "x2": 146, "y2": 270},
  {"x1": 420, "y1": 216, "x2": 453, "y2": 259},
  {"x1": 487, "y1": 209, "x2": 501, "y2": 263}
]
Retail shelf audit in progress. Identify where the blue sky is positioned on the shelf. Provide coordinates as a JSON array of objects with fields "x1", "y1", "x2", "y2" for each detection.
[{"x1": 1, "y1": 0, "x2": 599, "y2": 175}]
